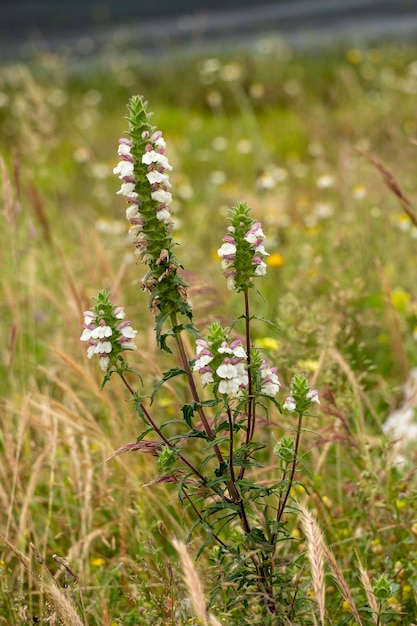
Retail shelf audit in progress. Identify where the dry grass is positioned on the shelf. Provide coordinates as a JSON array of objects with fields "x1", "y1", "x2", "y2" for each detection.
[{"x1": 298, "y1": 503, "x2": 325, "y2": 626}]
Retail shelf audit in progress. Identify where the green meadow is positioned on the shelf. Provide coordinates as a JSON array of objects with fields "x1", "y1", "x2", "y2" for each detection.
[{"x1": 1, "y1": 39, "x2": 417, "y2": 624}]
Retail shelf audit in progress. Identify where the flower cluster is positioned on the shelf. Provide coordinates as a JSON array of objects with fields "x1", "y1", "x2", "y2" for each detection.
[
  {"x1": 113, "y1": 97, "x2": 193, "y2": 343},
  {"x1": 193, "y1": 324, "x2": 280, "y2": 398},
  {"x1": 80, "y1": 291, "x2": 137, "y2": 371},
  {"x1": 283, "y1": 388, "x2": 320, "y2": 413},
  {"x1": 217, "y1": 202, "x2": 269, "y2": 291},
  {"x1": 194, "y1": 337, "x2": 248, "y2": 395},
  {"x1": 114, "y1": 128, "x2": 174, "y2": 261}
]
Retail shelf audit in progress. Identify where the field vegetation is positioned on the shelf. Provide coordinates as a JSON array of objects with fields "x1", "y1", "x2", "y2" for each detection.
[{"x1": 1, "y1": 38, "x2": 417, "y2": 624}]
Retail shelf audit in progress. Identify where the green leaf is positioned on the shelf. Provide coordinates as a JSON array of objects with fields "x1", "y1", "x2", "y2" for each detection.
[
  {"x1": 150, "y1": 367, "x2": 187, "y2": 404},
  {"x1": 136, "y1": 427, "x2": 154, "y2": 443}
]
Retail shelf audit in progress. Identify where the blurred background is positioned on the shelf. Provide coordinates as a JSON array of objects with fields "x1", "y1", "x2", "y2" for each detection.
[{"x1": 2, "y1": 0, "x2": 417, "y2": 64}]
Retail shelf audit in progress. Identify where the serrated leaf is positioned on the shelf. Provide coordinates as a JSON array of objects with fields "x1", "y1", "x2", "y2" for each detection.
[{"x1": 150, "y1": 367, "x2": 187, "y2": 404}]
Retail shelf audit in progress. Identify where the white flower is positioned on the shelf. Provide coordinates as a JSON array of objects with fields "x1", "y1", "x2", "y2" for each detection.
[
  {"x1": 216, "y1": 362, "x2": 238, "y2": 379},
  {"x1": 244, "y1": 232, "x2": 258, "y2": 245},
  {"x1": 283, "y1": 396, "x2": 296, "y2": 412},
  {"x1": 120, "y1": 325, "x2": 137, "y2": 339},
  {"x1": 217, "y1": 242, "x2": 236, "y2": 257},
  {"x1": 117, "y1": 182, "x2": 138, "y2": 198},
  {"x1": 306, "y1": 389, "x2": 320, "y2": 404},
  {"x1": 91, "y1": 325, "x2": 113, "y2": 339},
  {"x1": 83, "y1": 311, "x2": 96, "y2": 325},
  {"x1": 254, "y1": 243, "x2": 269, "y2": 256},
  {"x1": 226, "y1": 276, "x2": 236, "y2": 291},
  {"x1": 128, "y1": 224, "x2": 143, "y2": 239},
  {"x1": 113, "y1": 160, "x2": 135, "y2": 179},
  {"x1": 262, "y1": 382, "x2": 280, "y2": 397},
  {"x1": 193, "y1": 354, "x2": 214, "y2": 369},
  {"x1": 118, "y1": 143, "x2": 132, "y2": 156},
  {"x1": 151, "y1": 189, "x2": 172, "y2": 205},
  {"x1": 218, "y1": 341, "x2": 232, "y2": 355},
  {"x1": 80, "y1": 328, "x2": 93, "y2": 341},
  {"x1": 156, "y1": 208, "x2": 172, "y2": 223},
  {"x1": 126, "y1": 204, "x2": 140, "y2": 220},
  {"x1": 95, "y1": 341, "x2": 112, "y2": 354},
  {"x1": 231, "y1": 345, "x2": 247, "y2": 359},
  {"x1": 113, "y1": 306, "x2": 125, "y2": 319},
  {"x1": 196, "y1": 340, "x2": 210, "y2": 356},
  {"x1": 200, "y1": 370, "x2": 214, "y2": 385},
  {"x1": 219, "y1": 378, "x2": 240, "y2": 395},
  {"x1": 142, "y1": 150, "x2": 172, "y2": 171},
  {"x1": 99, "y1": 355, "x2": 110, "y2": 371},
  {"x1": 87, "y1": 344, "x2": 97, "y2": 359},
  {"x1": 146, "y1": 170, "x2": 171, "y2": 186},
  {"x1": 120, "y1": 341, "x2": 137, "y2": 351},
  {"x1": 254, "y1": 262, "x2": 267, "y2": 276}
]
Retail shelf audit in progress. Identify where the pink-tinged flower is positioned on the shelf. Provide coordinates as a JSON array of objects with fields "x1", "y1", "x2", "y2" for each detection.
[
  {"x1": 113, "y1": 306, "x2": 126, "y2": 320},
  {"x1": 306, "y1": 389, "x2": 320, "y2": 404},
  {"x1": 118, "y1": 139, "x2": 132, "y2": 156},
  {"x1": 244, "y1": 221, "x2": 265, "y2": 243},
  {"x1": 200, "y1": 367, "x2": 214, "y2": 385},
  {"x1": 229, "y1": 339, "x2": 247, "y2": 359},
  {"x1": 283, "y1": 396, "x2": 296, "y2": 412},
  {"x1": 217, "y1": 341, "x2": 233, "y2": 355},
  {"x1": 195, "y1": 339, "x2": 211, "y2": 356},
  {"x1": 118, "y1": 321, "x2": 137, "y2": 339}
]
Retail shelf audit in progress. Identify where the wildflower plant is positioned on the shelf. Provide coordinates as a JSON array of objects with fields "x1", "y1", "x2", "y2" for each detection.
[{"x1": 81, "y1": 95, "x2": 320, "y2": 623}]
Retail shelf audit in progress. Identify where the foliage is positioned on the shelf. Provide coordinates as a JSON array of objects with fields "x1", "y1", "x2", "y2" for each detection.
[{"x1": 1, "y1": 40, "x2": 417, "y2": 624}]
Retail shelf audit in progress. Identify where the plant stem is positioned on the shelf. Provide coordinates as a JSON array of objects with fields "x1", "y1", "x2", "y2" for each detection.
[
  {"x1": 170, "y1": 313, "x2": 223, "y2": 460},
  {"x1": 169, "y1": 313, "x2": 247, "y2": 513},
  {"x1": 119, "y1": 371, "x2": 208, "y2": 486},
  {"x1": 272, "y1": 411, "x2": 304, "y2": 545},
  {"x1": 238, "y1": 288, "x2": 255, "y2": 481},
  {"x1": 179, "y1": 483, "x2": 228, "y2": 549},
  {"x1": 244, "y1": 288, "x2": 255, "y2": 442},
  {"x1": 226, "y1": 402, "x2": 236, "y2": 484}
]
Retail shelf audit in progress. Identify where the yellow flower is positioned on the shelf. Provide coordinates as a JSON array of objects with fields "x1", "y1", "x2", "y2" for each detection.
[
  {"x1": 342, "y1": 600, "x2": 351, "y2": 613},
  {"x1": 254, "y1": 336, "x2": 279, "y2": 351},
  {"x1": 391, "y1": 287, "x2": 411, "y2": 314},
  {"x1": 297, "y1": 359, "x2": 319, "y2": 373},
  {"x1": 322, "y1": 496, "x2": 332, "y2": 509},
  {"x1": 267, "y1": 252, "x2": 285, "y2": 268},
  {"x1": 346, "y1": 48, "x2": 363, "y2": 64},
  {"x1": 395, "y1": 499, "x2": 407, "y2": 510},
  {"x1": 90, "y1": 557, "x2": 105, "y2": 567}
]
